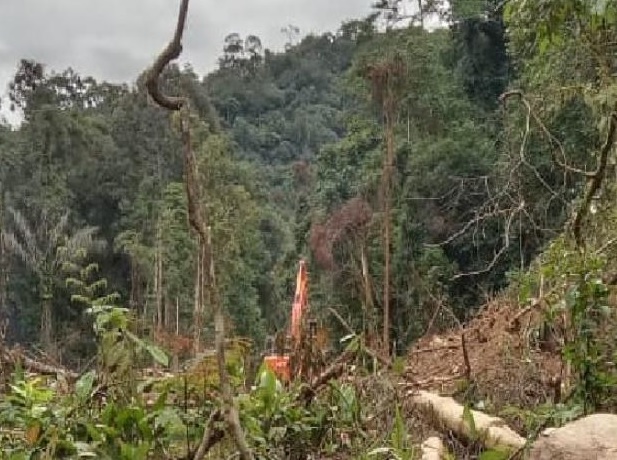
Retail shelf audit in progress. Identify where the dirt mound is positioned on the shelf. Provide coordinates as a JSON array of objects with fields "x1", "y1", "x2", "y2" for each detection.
[{"x1": 404, "y1": 296, "x2": 563, "y2": 433}]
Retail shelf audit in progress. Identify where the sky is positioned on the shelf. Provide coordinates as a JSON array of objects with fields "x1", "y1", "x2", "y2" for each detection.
[{"x1": 0, "y1": 0, "x2": 374, "y2": 123}]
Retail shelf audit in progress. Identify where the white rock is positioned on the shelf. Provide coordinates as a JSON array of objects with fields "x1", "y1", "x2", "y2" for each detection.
[{"x1": 529, "y1": 414, "x2": 617, "y2": 460}]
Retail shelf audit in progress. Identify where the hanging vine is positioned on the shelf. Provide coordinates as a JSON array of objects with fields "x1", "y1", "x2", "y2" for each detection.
[{"x1": 143, "y1": 1, "x2": 253, "y2": 458}]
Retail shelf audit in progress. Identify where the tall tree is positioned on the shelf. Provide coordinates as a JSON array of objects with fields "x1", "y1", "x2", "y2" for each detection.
[{"x1": 364, "y1": 54, "x2": 406, "y2": 354}]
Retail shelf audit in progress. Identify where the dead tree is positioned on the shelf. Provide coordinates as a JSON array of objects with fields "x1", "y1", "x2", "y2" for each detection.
[
  {"x1": 143, "y1": 1, "x2": 253, "y2": 458},
  {"x1": 365, "y1": 56, "x2": 406, "y2": 355}
]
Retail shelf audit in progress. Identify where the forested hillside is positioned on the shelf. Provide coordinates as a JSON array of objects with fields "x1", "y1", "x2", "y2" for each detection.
[
  {"x1": 0, "y1": 0, "x2": 616, "y2": 458},
  {"x1": 0, "y1": 0, "x2": 594, "y2": 356}
]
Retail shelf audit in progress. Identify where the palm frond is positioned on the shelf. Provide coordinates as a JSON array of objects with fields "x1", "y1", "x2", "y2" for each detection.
[
  {"x1": 55, "y1": 226, "x2": 105, "y2": 268},
  {"x1": 66, "y1": 226, "x2": 103, "y2": 252},
  {"x1": 49, "y1": 212, "x2": 70, "y2": 248},
  {"x1": 1, "y1": 231, "x2": 37, "y2": 268},
  {"x1": 7, "y1": 207, "x2": 41, "y2": 264}
]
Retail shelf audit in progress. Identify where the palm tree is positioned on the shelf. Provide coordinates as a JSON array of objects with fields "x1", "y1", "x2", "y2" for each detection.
[{"x1": 1, "y1": 207, "x2": 103, "y2": 354}]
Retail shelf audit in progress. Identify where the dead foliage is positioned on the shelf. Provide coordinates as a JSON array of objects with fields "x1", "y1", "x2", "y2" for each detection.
[{"x1": 310, "y1": 197, "x2": 372, "y2": 270}]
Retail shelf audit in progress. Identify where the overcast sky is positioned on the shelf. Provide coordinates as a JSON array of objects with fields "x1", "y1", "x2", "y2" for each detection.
[{"x1": 0, "y1": 0, "x2": 373, "y2": 121}]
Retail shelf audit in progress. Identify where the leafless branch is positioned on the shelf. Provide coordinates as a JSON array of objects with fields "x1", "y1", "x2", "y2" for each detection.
[
  {"x1": 572, "y1": 112, "x2": 617, "y2": 249},
  {"x1": 193, "y1": 409, "x2": 225, "y2": 460},
  {"x1": 500, "y1": 90, "x2": 595, "y2": 178},
  {"x1": 444, "y1": 89, "x2": 602, "y2": 279},
  {"x1": 451, "y1": 200, "x2": 525, "y2": 280},
  {"x1": 461, "y1": 332, "x2": 471, "y2": 382}
]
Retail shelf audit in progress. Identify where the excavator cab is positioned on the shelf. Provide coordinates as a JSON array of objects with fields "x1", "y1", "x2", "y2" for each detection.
[{"x1": 262, "y1": 332, "x2": 291, "y2": 382}]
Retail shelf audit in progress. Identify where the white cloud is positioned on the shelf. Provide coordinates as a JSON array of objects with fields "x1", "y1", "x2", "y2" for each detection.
[
  {"x1": 0, "y1": 0, "x2": 372, "y2": 92},
  {"x1": 0, "y1": 0, "x2": 375, "y2": 127}
]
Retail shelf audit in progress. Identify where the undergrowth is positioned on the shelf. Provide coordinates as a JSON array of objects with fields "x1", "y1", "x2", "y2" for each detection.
[{"x1": 0, "y1": 302, "x2": 415, "y2": 459}]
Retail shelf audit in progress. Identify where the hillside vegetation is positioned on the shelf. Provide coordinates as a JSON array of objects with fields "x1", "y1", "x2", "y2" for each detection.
[{"x1": 0, "y1": 0, "x2": 616, "y2": 458}]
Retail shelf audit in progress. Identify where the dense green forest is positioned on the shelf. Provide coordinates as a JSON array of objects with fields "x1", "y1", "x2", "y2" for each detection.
[
  {"x1": 0, "y1": 0, "x2": 547, "y2": 357},
  {"x1": 0, "y1": 0, "x2": 616, "y2": 458}
]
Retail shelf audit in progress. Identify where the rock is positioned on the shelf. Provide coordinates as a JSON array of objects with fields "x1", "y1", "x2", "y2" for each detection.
[{"x1": 529, "y1": 414, "x2": 617, "y2": 460}]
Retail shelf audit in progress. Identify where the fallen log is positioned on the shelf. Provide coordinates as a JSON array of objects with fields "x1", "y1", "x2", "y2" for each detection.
[
  {"x1": 408, "y1": 390, "x2": 525, "y2": 452},
  {"x1": 410, "y1": 345, "x2": 460, "y2": 354},
  {"x1": 2, "y1": 349, "x2": 78, "y2": 379},
  {"x1": 300, "y1": 348, "x2": 355, "y2": 404}
]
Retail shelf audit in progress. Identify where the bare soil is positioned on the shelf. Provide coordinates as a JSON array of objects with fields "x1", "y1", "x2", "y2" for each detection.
[{"x1": 404, "y1": 295, "x2": 563, "y2": 435}]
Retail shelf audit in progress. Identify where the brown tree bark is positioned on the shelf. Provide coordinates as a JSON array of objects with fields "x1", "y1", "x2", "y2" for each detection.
[
  {"x1": 360, "y1": 244, "x2": 375, "y2": 344},
  {"x1": 155, "y1": 223, "x2": 164, "y2": 331},
  {"x1": 40, "y1": 277, "x2": 54, "y2": 356},
  {"x1": 0, "y1": 191, "x2": 7, "y2": 328},
  {"x1": 144, "y1": 1, "x2": 253, "y2": 459},
  {"x1": 382, "y1": 100, "x2": 394, "y2": 355},
  {"x1": 193, "y1": 244, "x2": 202, "y2": 354}
]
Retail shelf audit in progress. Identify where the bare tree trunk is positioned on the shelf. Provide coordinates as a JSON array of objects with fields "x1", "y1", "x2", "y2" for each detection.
[
  {"x1": 155, "y1": 224, "x2": 164, "y2": 331},
  {"x1": 193, "y1": 243, "x2": 202, "y2": 355},
  {"x1": 144, "y1": 1, "x2": 253, "y2": 458},
  {"x1": 0, "y1": 190, "x2": 7, "y2": 324},
  {"x1": 360, "y1": 243, "x2": 374, "y2": 344},
  {"x1": 165, "y1": 296, "x2": 172, "y2": 332},
  {"x1": 176, "y1": 296, "x2": 180, "y2": 336},
  {"x1": 417, "y1": 0, "x2": 424, "y2": 28},
  {"x1": 41, "y1": 284, "x2": 53, "y2": 355},
  {"x1": 209, "y1": 229, "x2": 253, "y2": 457},
  {"x1": 382, "y1": 103, "x2": 394, "y2": 356},
  {"x1": 143, "y1": 280, "x2": 150, "y2": 319},
  {"x1": 130, "y1": 257, "x2": 137, "y2": 309},
  {"x1": 368, "y1": 60, "x2": 403, "y2": 358}
]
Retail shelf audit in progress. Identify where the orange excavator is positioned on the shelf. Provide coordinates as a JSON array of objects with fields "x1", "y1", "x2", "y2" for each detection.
[{"x1": 263, "y1": 259, "x2": 312, "y2": 382}]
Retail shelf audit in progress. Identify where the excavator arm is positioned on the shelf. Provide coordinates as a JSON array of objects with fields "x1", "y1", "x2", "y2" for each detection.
[
  {"x1": 263, "y1": 259, "x2": 309, "y2": 381},
  {"x1": 290, "y1": 259, "x2": 308, "y2": 343}
]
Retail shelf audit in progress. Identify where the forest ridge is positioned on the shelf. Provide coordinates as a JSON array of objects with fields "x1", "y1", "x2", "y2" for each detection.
[
  {"x1": 1, "y1": 0, "x2": 617, "y2": 458},
  {"x1": 0, "y1": 0, "x2": 613, "y2": 368}
]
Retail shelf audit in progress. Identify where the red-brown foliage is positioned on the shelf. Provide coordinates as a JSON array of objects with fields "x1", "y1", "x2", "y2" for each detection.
[
  {"x1": 291, "y1": 160, "x2": 313, "y2": 188},
  {"x1": 155, "y1": 329, "x2": 194, "y2": 356},
  {"x1": 310, "y1": 197, "x2": 373, "y2": 270}
]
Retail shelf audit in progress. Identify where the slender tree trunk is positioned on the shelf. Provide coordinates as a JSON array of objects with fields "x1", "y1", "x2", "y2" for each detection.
[
  {"x1": 130, "y1": 257, "x2": 137, "y2": 309},
  {"x1": 193, "y1": 242, "x2": 202, "y2": 355},
  {"x1": 369, "y1": 61, "x2": 403, "y2": 357},
  {"x1": 382, "y1": 103, "x2": 394, "y2": 355},
  {"x1": 208, "y1": 227, "x2": 253, "y2": 458},
  {"x1": 41, "y1": 281, "x2": 53, "y2": 355},
  {"x1": 165, "y1": 296, "x2": 172, "y2": 332},
  {"x1": 360, "y1": 243, "x2": 374, "y2": 344},
  {"x1": 143, "y1": 280, "x2": 150, "y2": 319},
  {"x1": 0, "y1": 190, "x2": 7, "y2": 324},
  {"x1": 417, "y1": 0, "x2": 424, "y2": 28},
  {"x1": 176, "y1": 296, "x2": 180, "y2": 336},
  {"x1": 155, "y1": 224, "x2": 163, "y2": 331}
]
